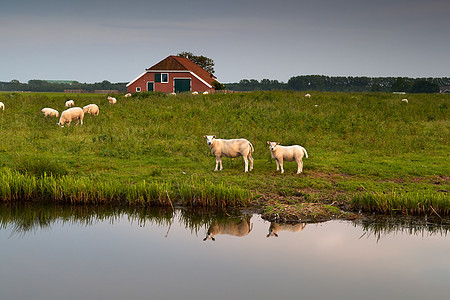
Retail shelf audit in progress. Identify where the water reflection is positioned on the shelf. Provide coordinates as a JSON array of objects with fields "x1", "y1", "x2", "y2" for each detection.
[
  {"x1": 1, "y1": 203, "x2": 449, "y2": 240},
  {"x1": 203, "y1": 215, "x2": 253, "y2": 241},
  {"x1": 2, "y1": 203, "x2": 450, "y2": 300},
  {"x1": 267, "y1": 222, "x2": 306, "y2": 238}
]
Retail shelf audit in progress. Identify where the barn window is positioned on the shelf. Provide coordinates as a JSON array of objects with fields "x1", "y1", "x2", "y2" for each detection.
[
  {"x1": 155, "y1": 73, "x2": 168, "y2": 83},
  {"x1": 136, "y1": 87, "x2": 141, "y2": 92}
]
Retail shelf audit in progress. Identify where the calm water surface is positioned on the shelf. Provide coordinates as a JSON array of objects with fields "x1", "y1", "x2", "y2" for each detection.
[{"x1": 1, "y1": 205, "x2": 449, "y2": 300}]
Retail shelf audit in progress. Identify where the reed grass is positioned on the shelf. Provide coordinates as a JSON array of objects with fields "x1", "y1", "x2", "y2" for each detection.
[
  {"x1": 351, "y1": 191, "x2": 449, "y2": 216},
  {"x1": 0, "y1": 168, "x2": 251, "y2": 207}
]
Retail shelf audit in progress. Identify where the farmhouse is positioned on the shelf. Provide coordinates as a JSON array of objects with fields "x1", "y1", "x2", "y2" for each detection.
[{"x1": 126, "y1": 55, "x2": 219, "y2": 94}]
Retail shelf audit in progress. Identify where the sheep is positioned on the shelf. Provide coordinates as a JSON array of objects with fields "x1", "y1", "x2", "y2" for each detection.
[
  {"x1": 192, "y1": 91, "x2": 199, "y2": 95},
  {"x1": 57, "y1": 107, "x2": 84, "y2": 127},
  {"x1": 0, "y1": 102, "x2": 4, "y2": 111},
  {"x1": 204, "y1": 216, "x2": 253, "y2": 241},
  {"x1": 82, "y1": 104, "x2": 99, "y2": 116},
  {"x1": 305, "y1": 93, "x2": 311, "y2": 98},
  {"x1": 203, "y1": 91, "x2": 209, "y2": 95},
  {"x1": 124, "y1": 93, "x2": 132, "y2": 97},
  {"x1": 65, "y1": 100, "x2": 75, "y2": 107},
  {"x1": 402, "y1": 98, "x2": 408, "y2": 103},
  {"x1": 267, "y1": 141, "x2": 308, "y2": 174},
  {"x1": 107, "y1": 96, "x2": 117, "y2": 104},
  {"x1": 169, "y1": 92, "x2": 176, "y2": 96},
  {"x1": 267, "y1": 222, "x2": 306, "y2": 238},
  {"x1": 204, "y1": 135, "x2": 254, "y2": 172},
  {"x1": 41, "y1": 108, "x2": 59, "y2": 117}
]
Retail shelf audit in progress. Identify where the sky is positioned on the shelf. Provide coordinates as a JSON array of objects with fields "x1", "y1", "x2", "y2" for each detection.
[{"x1": 1, "y1": 0, "x2": 449, "y2": 83}]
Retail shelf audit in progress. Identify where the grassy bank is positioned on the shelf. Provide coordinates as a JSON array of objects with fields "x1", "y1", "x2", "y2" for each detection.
[{"x1": 0, "y1": 91, "x2": 448, "y2": 218}]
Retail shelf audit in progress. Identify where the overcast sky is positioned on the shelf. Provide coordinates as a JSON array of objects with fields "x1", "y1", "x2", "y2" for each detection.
[{"x1": 1, "y1": 0, "x2": 449, "y2": 83}]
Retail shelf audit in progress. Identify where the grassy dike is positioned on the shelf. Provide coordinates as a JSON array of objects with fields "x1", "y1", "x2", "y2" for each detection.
[{"x1": 0, "y1": 91, "x2": 448, "y2": 221}]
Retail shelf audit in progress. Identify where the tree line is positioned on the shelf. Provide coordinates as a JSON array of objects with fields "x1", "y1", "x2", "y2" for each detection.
[
  {"x1": 226, "y1": 76, "x2": 449, "y2": 93},
  {"x1": 0, "y1": 80, "x2": 127, "y2": 93}
]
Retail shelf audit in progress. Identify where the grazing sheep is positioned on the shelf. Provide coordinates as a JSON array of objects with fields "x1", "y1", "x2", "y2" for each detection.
[
  {"x1": 124, "y1": 93, "x2": 132, "y2": 97},
  {"x1": 203, "y1": 91, "x2": 209, "y2": 95},
  {"x1": 41, "y1": 108, "x2": 59, "y2": 117},
  {"x1": 204, "y1": 135, "x2": 254, "y2": 172},
  {"x1": 82, "y1": 104, "x2": 99, "y2": 116},
  {"x1": 305, "y1": 93, "x2": 311, "y2": 98},
  {"x1": 267, "y1": 141, "x2": 308, "y2": 174},
  {"x1": 402, "y1": 98, "x2": 408, "y2": 103},
  {"x1": 267, "y1": 222, "x2": 306, "y2": 238},
  {"x1": 65, "y1": 100, "x2": 75, "y2": 107},
  {"x1": 204, "y1": 216, "x2": 253, "y2": 241},
  {"x1": 57, "y1": 107, "x2": 84, "y2": 127},
  {"x1": 169, "y1": 92, "x2": 176, "y2": 96},
  {"x1": 107, "y1": 96, "x2": 117, "y2": 104},
  {"x1": 0, "y1": 102, "x2": 4, "y2": 111},
  {"x1": 192, "y1": 91, "x2": 199, "y2": 95}
]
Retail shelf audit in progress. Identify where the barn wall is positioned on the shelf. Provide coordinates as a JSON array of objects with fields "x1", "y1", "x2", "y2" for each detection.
[{"x1": 127, "y1": 71, "x2": 214, "y2": 93}]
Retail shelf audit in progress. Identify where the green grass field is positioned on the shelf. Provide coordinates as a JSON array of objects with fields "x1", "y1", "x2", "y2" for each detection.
[{"x1": 0, "y1": 91, "x2": 448, "y2": 217}]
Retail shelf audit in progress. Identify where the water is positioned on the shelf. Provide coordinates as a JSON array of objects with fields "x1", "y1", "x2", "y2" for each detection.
[{"x1": 1, "y1": 204, "x2": 449, "y2": 300}]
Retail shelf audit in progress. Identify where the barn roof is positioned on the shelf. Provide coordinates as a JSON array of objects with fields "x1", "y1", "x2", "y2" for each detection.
[{"x1": 146, "y1": 55, "x2": 217, "y2": 86}]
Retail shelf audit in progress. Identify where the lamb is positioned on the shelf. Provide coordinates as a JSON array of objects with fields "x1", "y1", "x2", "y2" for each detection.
[
  {"x1": 57, "y1": 107, "x2": 84, "y2": 127},
  {"x1": 204, "y1": 135, "x2": 254, "y2": 172},
  {"x1": 107, "y1": 96, "x2": 117, "y2": 104},
  {"x1": 192, "y1": 91, "x2": 199, "y2": 95},
  {"x1": 305, "y1": 93, "x2": 311, "y2": 98},
  {"x1": 82, "y1": 104, "x2": 99, "y2": 116},
  {"x1": 267, "y1": 141, "x2": 308, "y2": 174},
  {"x1": 65, "y1": 100, "x2": 75, "y2": 107},
  {"x1": 124, "y1": 93, "x2": 132, "y2": 97},
  {"x1": 41, "y1": 108, "x2": 59, "y2": 117},
  {"x1": 402, "y1": 98, "x2": 408, "y2": 103},
  {"x1": 203, "y1": 91, "x2": 209, "y2": 95},
  {"x1": 0, "y1": 102, "x2": 4, "y2": 111}
]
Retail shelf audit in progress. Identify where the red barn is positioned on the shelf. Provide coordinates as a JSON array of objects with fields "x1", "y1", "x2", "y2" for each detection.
[{"x1": 126, "y1": 55, "x2": 218, "y2": 94}]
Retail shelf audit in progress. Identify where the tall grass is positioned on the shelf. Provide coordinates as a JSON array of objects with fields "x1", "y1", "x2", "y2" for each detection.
[
  {"x1": 0, "y1": 168, "x2": 251, "y2": 207},
  {"x1": 351, "y1": 191, "x2": 449, "y2": 216}
]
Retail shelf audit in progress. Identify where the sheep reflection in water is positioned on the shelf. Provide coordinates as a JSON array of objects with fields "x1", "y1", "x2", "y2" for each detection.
[
  {"x1": 267, "y1": 222, "x2": 306, "y2": 238},
  {"x1": 203, "y1": 215, "x2": 253, "y2": 241}
]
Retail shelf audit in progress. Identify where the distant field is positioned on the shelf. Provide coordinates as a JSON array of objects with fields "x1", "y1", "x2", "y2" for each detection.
[{"x1": 0, "y1": 91, "x2": 448, "y2": 218}]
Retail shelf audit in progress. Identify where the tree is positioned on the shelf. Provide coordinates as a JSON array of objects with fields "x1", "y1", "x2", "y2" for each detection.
[
  {"x1": 177, "y1": 51, "x2": 215, "y2": 75},
  {"x1": 409, "y1": 80, "x2": 439, "y2": 93}
]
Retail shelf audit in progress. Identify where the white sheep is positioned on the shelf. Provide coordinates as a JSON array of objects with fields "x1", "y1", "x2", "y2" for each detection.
[
  {"x1": 107, "y1": 96, "x2": 117, "y2": 104},
  {"x1": 65, "y1": 100, "x2": 75, "y2": 107},
  {"x1": 82, "y1": 104, "x2": 99, "y2": 116},
  {"x1": 57, "y1": 107, "x2": 84, "y2": 127},
  {"x1": 204, "y1": 135, "x2": 254, "y2": 172},
  {"x1": 41, "y1": 108, "x2": 59, "y2": 117},
  {"x1": 267, "y1": 141, "x2": 308, "y2": 174},
  {"x1": 169, "y1": 92, "x2": 176, "y2": 96},
  {"x1": 203, "y1": 91, "x2": 209, "y2": 95},
  {"x1": 124, "y1": 93, "x2": 132, "y2": 97},
  {"x1": 305, "y1": 93, "x2": 311, "y2": 98},
  {"x1": 0, "y1": 102, "x2": 4, "y2": 111},
  {"x1": 402, "y1": 98, "x2": 408, "y2": 103},
  {"x1": 192, "y1": 91, "x2": 199, "y2": 95}
]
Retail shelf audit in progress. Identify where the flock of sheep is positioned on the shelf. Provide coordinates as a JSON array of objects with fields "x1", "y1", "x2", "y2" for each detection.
[{"x1": 39, "y1": 96, "x2": 117, "y2": 127}]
